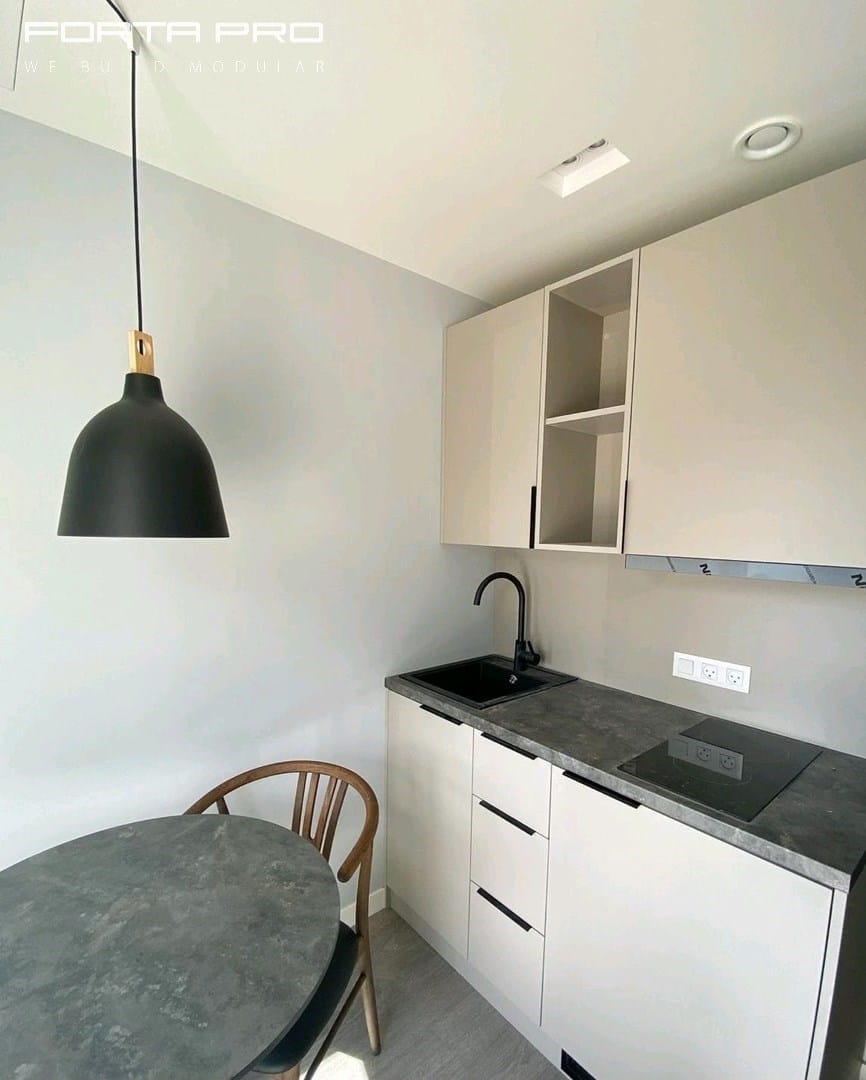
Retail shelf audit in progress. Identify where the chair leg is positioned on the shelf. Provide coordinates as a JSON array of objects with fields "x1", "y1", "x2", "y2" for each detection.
[
  {"x1": 360, "y1": 954, "x2": 381, "y2": 1055},
  {"x1": 304, "y1": 973, "x2": 366, "y2": 1079}
]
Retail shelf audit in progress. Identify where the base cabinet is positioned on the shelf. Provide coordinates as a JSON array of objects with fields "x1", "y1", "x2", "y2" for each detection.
[
  {"x1": 542, "y1": 770, "x2": 832, "y2": 1080},
  {"x1": 386, "y1": 692, "x2": 473, "y2": 956}
]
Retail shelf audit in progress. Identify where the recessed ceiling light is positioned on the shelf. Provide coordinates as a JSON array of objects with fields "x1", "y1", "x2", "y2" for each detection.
[
  {"x1": 735, "y1": 118, "x2": 802, "y2": 161},
  {"x1": 539, "y1": 139, "x2": 629, "y2": 198}
]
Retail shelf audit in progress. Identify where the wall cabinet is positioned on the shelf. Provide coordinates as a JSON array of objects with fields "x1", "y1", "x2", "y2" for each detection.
[
  {"x1": 625, "y1": 158, "x2": 866, "y2": 566},
  {"x1": 442, "y1": 254, "x2": 638, "y2": 552},
  {"x1": 386, "y1": 692, "x2": 473, "y2": 956},
  {"x1": 542, "y1": 769, "x2": 831, "y2": 1080},
  {"x1": 441, "y1": 291, "x2": 544, "y2": 547},
  {"x1": 536, "y1": 253, "x2": 638, "y2": 551},
  {"x1": 442, "y1": 160, "x2": 866, "y2": 565}
]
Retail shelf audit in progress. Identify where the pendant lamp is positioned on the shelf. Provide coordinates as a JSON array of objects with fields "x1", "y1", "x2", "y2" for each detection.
[{"x1": 58, "y1": 1, "x2": 228, "y2": 538}]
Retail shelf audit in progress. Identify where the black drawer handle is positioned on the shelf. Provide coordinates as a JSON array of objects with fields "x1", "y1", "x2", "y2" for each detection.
[
  {"x1": 481, "y1": 731, "x2": 537, "y2": 760},
  {"x1": 421, "y1": 704, "x2": 462, "y2": 726},
  {"x1": 476, "y1": 887, "x2": 531, "y2": 932},
  {"x1": 478, "y1": 800, "x2": 535, "y2": 836},
  {"x1": 563, "y1": 770, "x2": 639, "y2": 809}
]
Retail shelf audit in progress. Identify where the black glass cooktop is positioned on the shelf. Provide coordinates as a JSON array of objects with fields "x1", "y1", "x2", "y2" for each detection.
[{"x1": 618, "y1": 717, "x2": 822, "y2": 822}]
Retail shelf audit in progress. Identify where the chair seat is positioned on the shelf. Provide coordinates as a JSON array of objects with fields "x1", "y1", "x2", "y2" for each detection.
[{"x1": 254, "y1": 921, "x2": 360, "y2": 1074}]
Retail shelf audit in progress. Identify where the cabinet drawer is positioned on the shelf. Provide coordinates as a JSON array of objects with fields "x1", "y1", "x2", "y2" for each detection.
[
  {"x1": 471, "y1": 796, "x2": 548, "y2": 931},
  {"x1": 473, "y1": 729, "x2": 551, "y2": 835},
  {"x1": 469, "y1": 885, "x2": 544, "y2": 1024}
]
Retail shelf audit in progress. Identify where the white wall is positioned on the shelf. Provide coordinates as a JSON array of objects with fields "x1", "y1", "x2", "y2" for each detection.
[
  {"x1": 494, "y1": 550, "x2": 866, "y2": 758},
  {"x1": 0, "y1": 112, "x2": 494, "y2": 894}
]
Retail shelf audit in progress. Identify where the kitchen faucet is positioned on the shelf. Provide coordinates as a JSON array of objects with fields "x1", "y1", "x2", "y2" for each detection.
[{"x1": 473, "y1": 572, "x2": 541, "y2": 676}]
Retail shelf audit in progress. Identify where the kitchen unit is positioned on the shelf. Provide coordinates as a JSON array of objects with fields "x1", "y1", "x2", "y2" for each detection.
[
  {"x1": 385, "y1": 675, "x2": 866, "y2": 1080},
  {"x1": 440, "y1": 158, "x2": 866, "y2": 568}
]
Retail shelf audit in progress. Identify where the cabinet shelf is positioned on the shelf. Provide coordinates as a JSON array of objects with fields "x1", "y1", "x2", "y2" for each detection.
[{"x1": 546, "y1": 405, "x2": 625, "y2": 436}]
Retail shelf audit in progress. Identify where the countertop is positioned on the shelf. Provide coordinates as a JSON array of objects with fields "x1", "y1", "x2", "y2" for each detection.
[{"x1": 385, "y1": 668, "x2": 866, "y2": 893}]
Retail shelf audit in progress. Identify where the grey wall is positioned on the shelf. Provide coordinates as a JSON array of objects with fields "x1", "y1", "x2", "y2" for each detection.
[
  {"x1": 494, "y1": 550, "x2": 866, "y2": 757},
  {"x1": 0, "y1": 110, "x2": 494, "y2": 893}
]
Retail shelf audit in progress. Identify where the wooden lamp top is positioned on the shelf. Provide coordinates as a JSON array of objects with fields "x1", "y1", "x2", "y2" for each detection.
[{"x1": 128, "y1": 330, "x2": 155, "y2": 376}]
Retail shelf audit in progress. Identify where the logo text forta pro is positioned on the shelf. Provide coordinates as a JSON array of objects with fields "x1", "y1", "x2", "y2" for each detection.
[{"x1": 23, "y1": 22, "x2": 325, "y2": 48}]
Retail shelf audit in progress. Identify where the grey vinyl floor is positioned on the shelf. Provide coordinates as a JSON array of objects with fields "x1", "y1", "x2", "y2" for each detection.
[{"x1": 300, "y1": 908, "x2": 562, "y2": 1080}]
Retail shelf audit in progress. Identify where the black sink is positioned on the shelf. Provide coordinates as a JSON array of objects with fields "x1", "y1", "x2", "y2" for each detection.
[{"x1": 401, "y1": 654, "x2": 574, "y2": 709}]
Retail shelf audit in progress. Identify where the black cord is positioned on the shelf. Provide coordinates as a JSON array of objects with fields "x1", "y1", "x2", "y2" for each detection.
[
  {"x1": 131, "y1": 49, "x2": 143, "y2": 332},
  {"x1": 103, "y1": 0, "x2": 143, "y2": 334}
]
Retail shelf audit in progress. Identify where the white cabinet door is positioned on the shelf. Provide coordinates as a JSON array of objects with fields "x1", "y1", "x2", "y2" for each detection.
[
  {"x1": 441, "y1": 290, "x2": 544, "y2": 547},
  {"x1": 386, "y1": 692, "x2": 473, "y2": 956},
  {"x1": 542, "y1": 770, "x2": 832, "y2": 1080},
  {"x1": 469, "y1": 886, "x2": 545, "y2": 1024},
  {"x1": 472, "y1": 729, "x2": 552, "y2": 835},
  {"x1": 625, "y1": 158, "x2": 866, "y2": 565}
]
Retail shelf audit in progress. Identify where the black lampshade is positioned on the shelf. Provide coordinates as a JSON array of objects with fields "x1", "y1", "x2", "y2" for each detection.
[{"x1": 58, "y1": 373, "x2": 229, "y2": 538}]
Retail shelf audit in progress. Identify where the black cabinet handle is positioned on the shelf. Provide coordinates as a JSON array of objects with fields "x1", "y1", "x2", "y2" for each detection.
[
  {"x1": 476, "y1": 887, "x2": 531, "y2": 932},
  {"x1": 420, "y1": 704, "x2": 462, "y2": 725},
  {"x1": 563, "y1": 770, "x2": 639, "y2": 809},
  {"x1": 478, "y1": 800, "x2": 535, "y2": 836},
  {"x1": 481, "y1": 731, "x2": 537, "y2": 760},
  {"x1": 529, "y1": 485, "x2": 537, "y2": 549}
]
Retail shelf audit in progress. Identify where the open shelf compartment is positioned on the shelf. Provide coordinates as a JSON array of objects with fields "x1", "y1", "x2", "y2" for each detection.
[{"x1": 537, "y1": 253, "x2": 638, "y2": 549}]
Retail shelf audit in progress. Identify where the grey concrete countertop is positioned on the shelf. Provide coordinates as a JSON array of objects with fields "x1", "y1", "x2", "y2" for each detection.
[
  {"x1": 385, "y1": 668, "x2": 866, "y2": 893},
  {"x1": 0, "y1": 815, "x2": 339, "y2": 1080}
]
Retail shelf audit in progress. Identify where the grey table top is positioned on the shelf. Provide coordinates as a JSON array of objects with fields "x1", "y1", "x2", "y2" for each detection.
[
  {"x1": 386, "y1": 667, "x2": 866, "y2": 893},
  {"x1": 0, "y1": 815, "x2": 339, "y2": 1080}
]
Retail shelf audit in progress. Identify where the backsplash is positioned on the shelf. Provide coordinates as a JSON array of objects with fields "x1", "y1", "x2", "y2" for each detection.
[{"x1": 493, "y1": 549, "x2": 866, "y2": 758}]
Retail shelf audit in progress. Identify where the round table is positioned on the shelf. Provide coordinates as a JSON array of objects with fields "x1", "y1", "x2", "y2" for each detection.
[{"x1": 0, "y1": 815, "x2": 340, "y2": 1080}]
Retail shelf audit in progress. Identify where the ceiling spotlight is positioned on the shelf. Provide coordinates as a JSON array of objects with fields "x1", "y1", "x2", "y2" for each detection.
[
  {"x1": 735, "y1": 118, "x2": 802, "y2": 161},
  {"x1": 540, "y1": 139, "x2": 629, "y2": 198}
]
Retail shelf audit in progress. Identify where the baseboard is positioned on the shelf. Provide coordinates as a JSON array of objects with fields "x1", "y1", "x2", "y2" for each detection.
[
  {"x1": 341, "y1": 886, "x2": 387, "y2": 926},
  {"x1": 388, "y1": 890, "x2": 561, "y2": 1071}
]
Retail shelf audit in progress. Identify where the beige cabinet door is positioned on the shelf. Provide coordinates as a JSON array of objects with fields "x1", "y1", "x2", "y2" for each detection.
[
  {"x1": 542, "y1": 770, "x2": 831, "y2": 1080},
  {"x1": 386, "y1": 692, "x2": 473, "y2": 956},
  {"x1": 442, "y1": 291, "x2": 544, "y2": 547},
  {"x1": 625, "y1": 159, "x2": 866, "y2": 566}
]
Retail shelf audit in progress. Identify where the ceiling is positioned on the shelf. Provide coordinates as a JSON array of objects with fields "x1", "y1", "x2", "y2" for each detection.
[{"x1": 2, "y1": 0, "x2": 866, "y2": 303}]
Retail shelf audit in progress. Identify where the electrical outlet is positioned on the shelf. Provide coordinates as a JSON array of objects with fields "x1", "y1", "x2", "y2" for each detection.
[
  {"x1": 673, "y1": 652, "x2": 751, "y2": 694},
  {"x1": 668, "y1": 735, "x2": 744, "y2": 779},
  {"x1": 719, "y1": 751, "x2": 739, "y2": 773},
  {"x1": 726, "y1": 667, "x2": 746, "y2": 690}
]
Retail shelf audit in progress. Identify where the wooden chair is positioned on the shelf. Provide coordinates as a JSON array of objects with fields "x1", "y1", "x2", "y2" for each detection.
[{"x1": 185, "y1": 761, "x2": 381, "y2": 1080}]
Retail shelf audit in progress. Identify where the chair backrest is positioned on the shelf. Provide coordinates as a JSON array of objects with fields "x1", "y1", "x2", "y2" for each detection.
[{"x1": 185, "y1": 761, "x2": 379, "y2": 938}]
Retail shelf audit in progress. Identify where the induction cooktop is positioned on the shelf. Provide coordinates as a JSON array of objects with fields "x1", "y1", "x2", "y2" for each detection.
[{"x1": 618, "y1": 716, "x2": 822, "y2": 822}]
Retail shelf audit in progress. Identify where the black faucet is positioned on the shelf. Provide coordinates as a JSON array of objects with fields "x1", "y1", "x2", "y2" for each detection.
[{"x1": 473, "y1": 572, "x2": 541, "y2": 676}]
